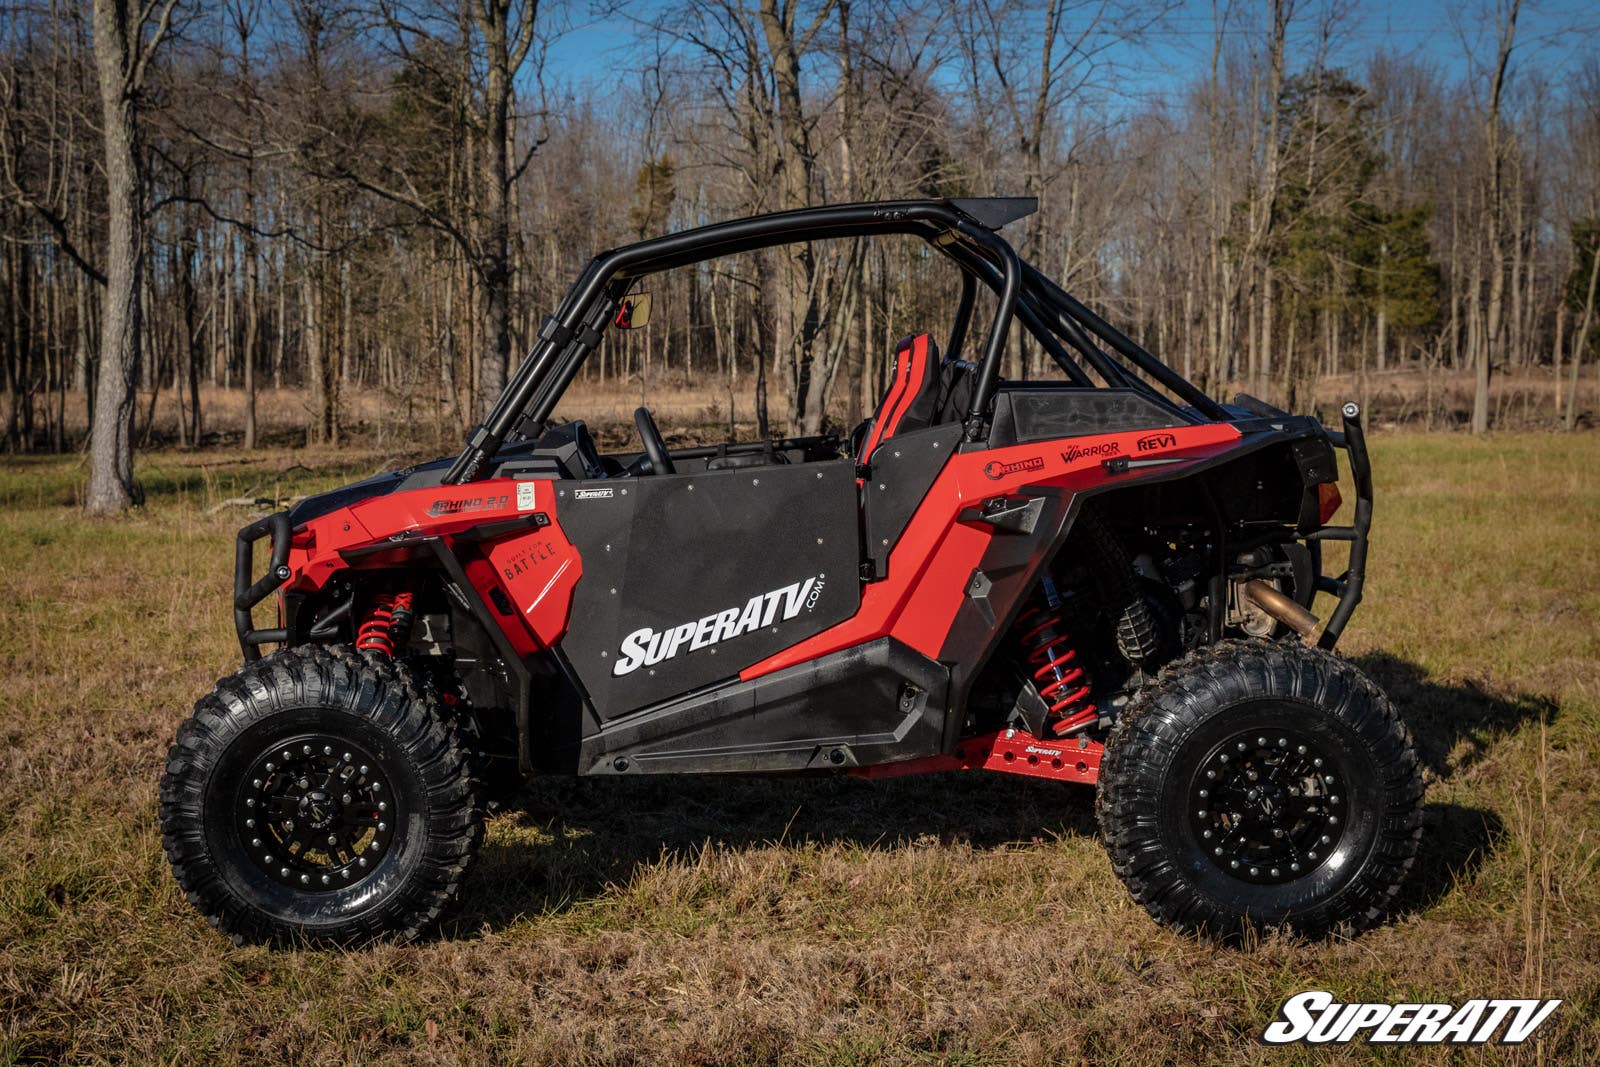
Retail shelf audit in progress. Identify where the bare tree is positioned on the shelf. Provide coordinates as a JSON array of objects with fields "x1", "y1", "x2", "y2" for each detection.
[
  {"x1": 85, "y1": 0, "x2": 177, "y2": 512},
  {"x1": 471, "y1": 0, "x2": 539, "y2": 409},
  {"x1": 1469, "y1": 0, "x2": 1521, "y2": 435}
]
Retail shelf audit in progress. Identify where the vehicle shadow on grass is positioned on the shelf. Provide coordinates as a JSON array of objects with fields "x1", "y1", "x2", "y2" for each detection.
[
  {"x1": 449, "y1": 771, "x2": 1100, "y2": 934},
  {"x1": 446, "y1": 653, "x2": 1549, "y2": 936},
  {"x1": 1351, "y1": 652, "x2": 1555, "y2": 915}
]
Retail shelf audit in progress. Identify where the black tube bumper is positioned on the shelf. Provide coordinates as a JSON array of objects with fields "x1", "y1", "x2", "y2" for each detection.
[
  {"x1": 1310, "y1": 402, "x2": 1373, "y2": 649},
  {"x1": 234, "y1": 510, "x2": 292, "y2": 661}
]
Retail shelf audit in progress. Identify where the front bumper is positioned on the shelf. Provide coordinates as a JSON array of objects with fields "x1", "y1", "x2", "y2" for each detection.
[{"x1": 233, "y1": 510, "x2": 292, "y2": 661}]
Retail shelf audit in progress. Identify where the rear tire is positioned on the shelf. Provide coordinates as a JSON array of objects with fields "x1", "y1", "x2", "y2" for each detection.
[
  {"x1": 159, "y1": 646, "x2": 482, "y2": 945},
  {"x1": 1097, "y1": 639, "x2": 1423, "y2": 938}
]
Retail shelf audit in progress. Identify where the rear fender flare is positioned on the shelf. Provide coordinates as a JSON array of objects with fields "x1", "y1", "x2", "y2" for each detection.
[{"x1": 938, "y1": 431, "x2": 1320, "y2": 752}]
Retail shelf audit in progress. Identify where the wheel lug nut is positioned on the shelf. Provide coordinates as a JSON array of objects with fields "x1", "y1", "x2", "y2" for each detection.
[
  {"x1": 264, "y1": 854, "x2": 273, "y2": 863},
  {"x1": 1198, "y1": 809, "x2": 1208, "y2": 818},
  {"x1": 282, "y1": 750, "x2": 292, "y2": 760},
  {"x1": 358, "y1": 857, "x2": 368, "y2": 868},
  {"x1": 1198, "y1": 789, "x2": 1208, "y2": 798},
  {"x1": 245, "y1": 819, "x2": 255, "y2": 829},
  {"x1": 1206, "y1": 770, "x2": 1216, "y2": 779},
  {"x1": 280, "y1": 867, "x2": 290, "y2": 877},
  {"x1": 1327, "y1": 815, "x2": 1339, "y2": 825},
  {"x1": 323, "y1": 746, "x2": 333, "y2": 755},
  {"x1": 1290, "y1": 862, "x2": 1301, "y2": 872},
  {"x1": 1321, "y1": 834, "x2": 1331, "y2": 843},
  {"x1": 1329, "y1": 795, "x2": 1340, "y2": 805},
  {"x1": 298, "y1": 779, "x2": 309, "y2": 789},
  {"x1": 1214, "y1": 847, "x2": 1223, "y2": 855},
  {"x1": 1236, "y1": 742, "x2": 1246, "y2": 751},
  {"x1": 1230, "y1": 860, "x2": 1240, "y2": 869},
  {"x1": 1257, "y1": 737, "x2": 1266, "y2": 746},
  {"x1": 265, "y1": 762, "x2": 274, "y2": 771},
  {"x1": 321, "y1": 874, "x2": 330, "y2": 884},
  {"x1": 1297, "y1": 745, "x2": 1307, "y2": 754},
  {"x1": 303, "y1": 745, "x2": 312, "y2": 755},
  {"x1": 377, "y1": 822, "x2": 387, "y2": 832},
  {"x1": 341, "y1": 869, "x2": 351, "y2": 879},
  {"x1": 378, "y1": 802, "x2": 388, "y2": 812},
  {"x1": 342, "y1": 794, "x2": 352, "y2": 804},
  {"x1": 327, "y1": 835, "x2": 338, "y2": 845},
  {"x1": 1203, "y1": 830, "x2": 1213, "y2": 839},
  {"x1": 245, "y1": 799, "x2": 255, "y2": 808},
  {"x1": 1313, "y1": 758, "x2": 1323, "y2": 767},
  {"x1": 1273, "y1": 829, "x2": 1285, "y2": 839},
  {"x1": 1278, "y1": 738, "x2": 1287, "y2": 747},
  {"x1": 359, "y1": 765, "x2": 369, "y2": 775},
  {"x1": 1270, "y1": 868, "x2": 1280, "y2": 878},
  {"x1": 343, "y1": 752, "x2": 352, "y2": 762},
  {"x1": 1309, "y1": 851, "x2": 1319, "y2": 860},
  {"x1": 300, "y1": 874, "x2": 310, "y2": 884},
  {"x1": 251, "y1": 838, "x2": 262, "y2": 848},
  {"x1": 1249, "y1": 867, "x2": 1259, "y2": 876},
  {"x1": 1219, "y1": 755, "x2": 1229, "y2": 763}
]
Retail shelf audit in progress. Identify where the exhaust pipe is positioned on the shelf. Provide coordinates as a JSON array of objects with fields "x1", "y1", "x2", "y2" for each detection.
[{"x1": 1241, "y1": 579, "x2": 1320, "y2": 641}]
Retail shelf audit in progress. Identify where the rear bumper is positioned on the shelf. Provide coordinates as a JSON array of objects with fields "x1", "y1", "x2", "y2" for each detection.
[{"x1": 1309, "y1": 402, "x2": 1373, "y2": 649}]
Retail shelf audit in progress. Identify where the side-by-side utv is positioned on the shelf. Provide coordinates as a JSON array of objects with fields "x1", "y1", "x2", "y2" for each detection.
[{"x1": 160, "y1": 197, "x2": 1423, "y2": 945}]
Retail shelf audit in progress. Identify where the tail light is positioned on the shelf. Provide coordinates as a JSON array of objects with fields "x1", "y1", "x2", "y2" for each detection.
[{"x1": 1316, "y1": 481, "x2": 1343, "y2": 524}]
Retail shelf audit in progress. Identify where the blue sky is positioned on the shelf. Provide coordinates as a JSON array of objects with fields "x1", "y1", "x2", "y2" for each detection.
[{"x1": 532, "y1": 0, "x2": 1598, "y2": 111}]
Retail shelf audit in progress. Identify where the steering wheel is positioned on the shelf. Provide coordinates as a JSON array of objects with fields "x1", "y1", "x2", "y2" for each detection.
[{"x1": 633, "y1": 406, "x2": 676, "y2": 475}]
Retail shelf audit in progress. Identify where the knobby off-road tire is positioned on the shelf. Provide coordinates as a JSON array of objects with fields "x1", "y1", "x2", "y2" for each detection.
[
  {"x1": 1097, "y1": 639, "x2": 1423, "y2": 939},
  {"x1": 160, "y1": 645, "x2": 482, "y2": 945}
]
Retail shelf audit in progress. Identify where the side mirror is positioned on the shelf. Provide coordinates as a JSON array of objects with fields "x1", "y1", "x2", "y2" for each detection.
[{"x1": 614, "y1": 293, "x2": 652, "y2": 330}]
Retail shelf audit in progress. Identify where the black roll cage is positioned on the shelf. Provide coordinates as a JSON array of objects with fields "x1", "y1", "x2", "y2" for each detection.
[{"x1": 444, "y1": 197, "x2": 1230, "y2": 485}]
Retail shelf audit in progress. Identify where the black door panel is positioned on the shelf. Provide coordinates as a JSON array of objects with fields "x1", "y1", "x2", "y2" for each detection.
[{"x1": 550, "y1": 460, "x2": 861, "y2": 718}]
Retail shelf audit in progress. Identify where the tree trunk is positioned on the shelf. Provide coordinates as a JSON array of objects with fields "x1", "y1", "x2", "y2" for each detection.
[
  {"x1": 85, "y1": 0, "x2": 144, "y2": 512},
  {"x1": 1474, "y1": 0, "x2": 1520, "y2": 435},
  {"x1": 1565, "y1": 242, "x2": 1600, "y2": 431},
  {"x1": 1553, "y1": 302, "x2": 1566, "y2": 421}
]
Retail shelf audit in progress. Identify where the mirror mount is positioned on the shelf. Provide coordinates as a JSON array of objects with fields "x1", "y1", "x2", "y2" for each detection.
[{"x1": 614, "y1": 293, "x2": 652, "y2": 330}]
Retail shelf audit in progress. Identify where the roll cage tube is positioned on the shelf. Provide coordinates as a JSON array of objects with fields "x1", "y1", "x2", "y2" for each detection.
[
  {"x1": 946, "y1": 271, "x2": 976, "y2": 361},
  {"x1": 443, "y1": 197, "x2": 1218, "y2": 484}
]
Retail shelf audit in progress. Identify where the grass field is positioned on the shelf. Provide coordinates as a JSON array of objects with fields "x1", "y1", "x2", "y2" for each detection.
[{"x1": 1, "y1": 432, "x2": 1597, "y2": 1064}]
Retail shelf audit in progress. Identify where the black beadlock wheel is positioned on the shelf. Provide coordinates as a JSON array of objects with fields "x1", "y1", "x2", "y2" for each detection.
[
  {"x1": 159, "y1": 646, "x2": 483, "y2": 945},
  {"x1": 1097, "y1": 639, "x2": 1424, "y2": 939}
]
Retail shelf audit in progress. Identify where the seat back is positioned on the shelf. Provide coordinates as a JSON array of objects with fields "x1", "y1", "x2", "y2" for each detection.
[{"x1": 860, "y1": 333, "x2": 941, "y2": 460}]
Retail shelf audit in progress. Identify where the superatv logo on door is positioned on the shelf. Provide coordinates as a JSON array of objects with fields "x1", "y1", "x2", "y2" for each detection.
[{"x1": 612, "y1": 576, "x2": 822, "y2": 677}]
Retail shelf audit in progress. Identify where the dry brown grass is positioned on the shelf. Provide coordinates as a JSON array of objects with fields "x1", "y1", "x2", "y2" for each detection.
[{"x1": 1, "y1": 433, "x2": 1597, "y2": 1064}]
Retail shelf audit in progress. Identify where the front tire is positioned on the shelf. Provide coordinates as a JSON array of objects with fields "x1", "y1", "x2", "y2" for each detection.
[
  {"x1": 159, "y1": 646, "x2": 482, "y2": 945},
  {"x1": 1097, "y1": 640, "x2": 1423, "y2": 938}
]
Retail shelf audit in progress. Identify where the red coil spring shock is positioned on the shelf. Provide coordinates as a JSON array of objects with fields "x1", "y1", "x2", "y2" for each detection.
[
  {"x1": 355, "y1": 591, "x2": 414, "y2": 657},
  {"x1": 1016, "y1": 575, "x2": 1098, "y2": 736}
]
